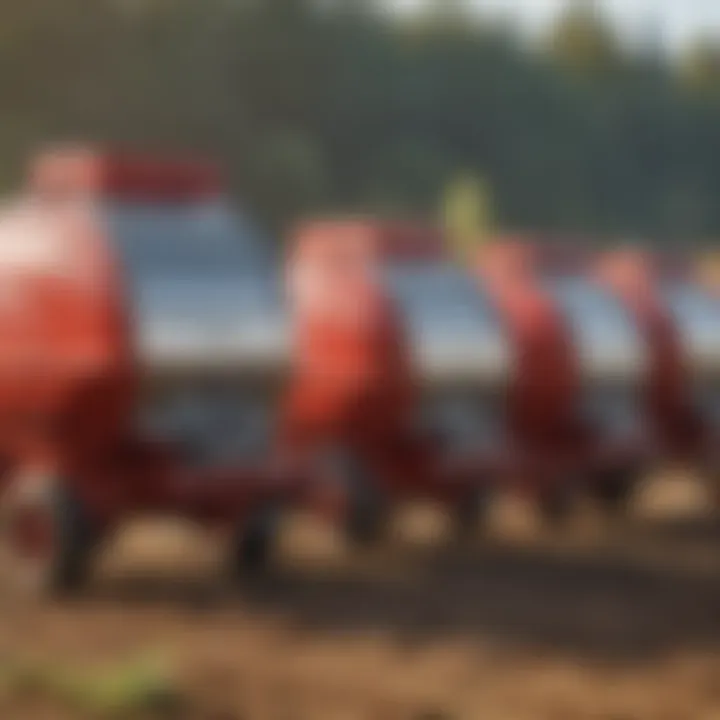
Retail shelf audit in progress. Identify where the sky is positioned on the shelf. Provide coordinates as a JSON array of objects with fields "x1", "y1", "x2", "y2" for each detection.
[{"x1": 393, "y1": 0, "x2": 720, "y2": 53}]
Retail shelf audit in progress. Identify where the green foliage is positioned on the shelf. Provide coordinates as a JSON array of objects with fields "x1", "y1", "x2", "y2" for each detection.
[
  {"x1": 0, "y1": 652, "x2": 183, "y2": 718},
  {"x1": 0, "y1": 0, "x2": 719, "y2": 242},
  {"x1": 680, "y1": 39, "x2": 720, "y2": 95},
  {"x1": 442, "y1": 174, "x2": 494, "y2": 263},
  {"x1": 245, "y1": 130, "x2": 331, "y2": 233},
  {"x1": 548, "y1": 0, "x2": 622, "y2": 77}
]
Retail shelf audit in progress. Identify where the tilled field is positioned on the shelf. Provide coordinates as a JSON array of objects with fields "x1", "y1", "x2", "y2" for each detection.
[{"x1": 2, "y1": 472, "x2": 720, "y2": 720}]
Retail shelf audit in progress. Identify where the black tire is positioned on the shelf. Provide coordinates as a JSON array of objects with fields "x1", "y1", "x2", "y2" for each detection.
[
  {"x1": 0, "y1": 478, "x2": 95, "y2": 599},
  {"x1": 227, "y1": 503, "x2": 280, "y2": 579},
  {"x1": 323, "y1": 448, "x2": 386, "y2": 548},
  {"x1": 452, "y1": 485, "x2": 493, "y2": 541},
  {"x1": 592, "y1": 467, "x2": 635, "y2": 518},
  {"x1": 706, "y1": 470, "x2": 720, "y2": 510},
  {"x1": 537, "y1": 481, "x2": 576, "y2": 527}
]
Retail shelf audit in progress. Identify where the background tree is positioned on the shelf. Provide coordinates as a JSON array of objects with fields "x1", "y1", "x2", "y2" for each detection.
[
  {"x1": 547, "y1": 0, "x2": 623, "y2": 77},
  {"x1": 0, "y1": 0, "x2": 718, "y2": 245}
]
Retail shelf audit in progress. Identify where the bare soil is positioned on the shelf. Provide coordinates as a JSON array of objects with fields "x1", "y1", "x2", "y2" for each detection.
[{"x1": 2, "y1": 472, "x2": 720, "y2": 720}]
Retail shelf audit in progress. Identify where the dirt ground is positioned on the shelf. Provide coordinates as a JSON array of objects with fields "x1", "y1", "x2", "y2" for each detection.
[{"x1": 3, "y1": 471, "x2": 720, "y2": 720}]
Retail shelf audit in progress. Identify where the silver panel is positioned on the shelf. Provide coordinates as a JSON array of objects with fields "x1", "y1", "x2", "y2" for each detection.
[
  {"x1": 416, "y1": 387, "x2": 506, "y2": 454},
  {"x1": 547, "y1": 277, "x2": 647, "y2": 385},
  {"x1": 384, "y1": 261, "x2": 511, "y2": 389},
  {"x1": 103, "y1": 201, "x2": 290, "y2": 465},
  {"x1": 664, "y1": 282, "x2": 720, "y2": 383},
  {"x1": 665, "y1": 283, "x2": 720, "y2": 426},
  {"x1": 132, "y1": 273, "x2": 289, "y2": 380},
  {"x1": 546, "y1": 276, "x2": 647, "y2": 440},
  {"x1": 581, "y1": 382, "x2": 645, "y2": 441}
]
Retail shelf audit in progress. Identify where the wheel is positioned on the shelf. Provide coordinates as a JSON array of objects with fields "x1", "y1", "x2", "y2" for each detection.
[
  {"x1": 452, "y1": 485, "x2": 493, "y2": 541},
  {"x1": 226, "y1": 503, "x2": 280, "y2": 579},
  {"x1": 592, "y1": 467, "x2": 635, "y2": 518},
  {"x1": 0, "y1": 474, "x2": 96, "y2": 599},
  {"x1": 537, "y1": 481, "x2": 576, "y2": 527},
  {"x1": 321, "y1": 448, "x2": 387, "y2": 548},
  {"x1": 703, "y1": 466, "x2": 720, "y2": 510}
]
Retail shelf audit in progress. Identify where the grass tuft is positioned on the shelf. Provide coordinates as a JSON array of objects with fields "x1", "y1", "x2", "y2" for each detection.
[{"x1": 0, "y1": 651, "x2": 186, "y2": 718}]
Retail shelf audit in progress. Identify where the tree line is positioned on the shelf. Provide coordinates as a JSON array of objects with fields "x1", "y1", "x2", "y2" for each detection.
[{"x1": 2, "y1": 0, "x2": 720, "y2": 243}]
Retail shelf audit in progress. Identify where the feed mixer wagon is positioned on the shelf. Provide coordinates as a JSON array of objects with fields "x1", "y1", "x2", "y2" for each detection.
[
  {"x1": 282, "y1": 219, "x2": 510, "y2": 542},
  {"x1": 475, "y1": 239, "x2": 650, "y2": 521},
  {"x1": 0, "y1": 147, "x2": 299, "y2": 596},
  {"x1": 596, "y1": 248, "x2": 720, "y2": 498}
]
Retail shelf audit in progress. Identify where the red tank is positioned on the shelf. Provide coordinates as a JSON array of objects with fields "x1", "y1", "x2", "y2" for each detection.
[
  {"x1": 283, "y1": 219, "x2": 508, "y2": 542},
  {"x1": 595, "y1": 248, "x2": 716, "y2": 474},
  {"x1": 475, "y1": 239, "x2": 649, "y2": 519},
  {"x1": 0, "y1": 147, "x2": 300, "y2": 596}
]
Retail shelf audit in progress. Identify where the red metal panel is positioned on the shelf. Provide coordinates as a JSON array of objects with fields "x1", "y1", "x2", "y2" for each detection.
[
  {"x1": 28, "y1": 146, "x2": 223, "y2": 202},
  {"x1": 594, "y1": 248, "x2": 706, "y2": 460}
]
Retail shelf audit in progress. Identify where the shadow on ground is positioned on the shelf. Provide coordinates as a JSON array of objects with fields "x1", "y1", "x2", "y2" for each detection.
[{"x1": 81, "y1": 514, "x2": 720, "y2": 663}]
